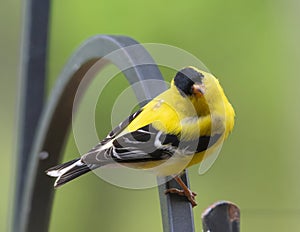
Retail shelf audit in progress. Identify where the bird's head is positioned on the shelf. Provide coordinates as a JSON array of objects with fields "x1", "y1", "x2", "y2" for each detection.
[
  {"x1": 172, "y1": 66, "x2": 235, "y2": 136},
  {"x1": 172, "y1": 66, "x2": 213, "y2": 115},
  {"x1": 173, "y1": 66, "x2": 206, "y2": 98}
]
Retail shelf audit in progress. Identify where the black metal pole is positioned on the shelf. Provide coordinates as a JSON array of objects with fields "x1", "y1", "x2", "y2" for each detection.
[
  {"x1": 13, "y1": 0, "x2": 50, "y2": 231},
  {"x1": 158, "y1": 171, "x2": 195, "y2": 232}
]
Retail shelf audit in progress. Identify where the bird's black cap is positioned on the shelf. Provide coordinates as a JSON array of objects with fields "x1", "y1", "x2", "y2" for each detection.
[{"x1": 174, "y1": 67, "x2": 204, "y2": 96}]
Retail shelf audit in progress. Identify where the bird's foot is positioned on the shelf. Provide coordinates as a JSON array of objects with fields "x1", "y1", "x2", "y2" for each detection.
[{"x1": 165, "y1": 188, "x2": 198, "y2": 207}]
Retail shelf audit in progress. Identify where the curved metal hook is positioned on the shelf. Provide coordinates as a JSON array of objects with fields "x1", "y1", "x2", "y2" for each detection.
[
  {"x1": 19, "y1": 35, "x2": 164, "y2": 231},
  {"x1": 17, "y1": 35, "x2": 194, "y2": 232}
]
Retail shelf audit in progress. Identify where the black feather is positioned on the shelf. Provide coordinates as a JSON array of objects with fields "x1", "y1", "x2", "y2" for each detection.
[{"x1": 54, "y1": 163, "x2": 95, "y2": 188}]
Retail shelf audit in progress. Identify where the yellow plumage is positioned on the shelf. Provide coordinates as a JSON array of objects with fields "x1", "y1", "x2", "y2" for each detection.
[{"x1": 125, "y1": 67, "x2": 235, "y2": 174}]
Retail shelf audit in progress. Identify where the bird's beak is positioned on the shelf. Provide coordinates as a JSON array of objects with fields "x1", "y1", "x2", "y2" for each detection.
[{"x1": 192, "y1": 83, "x2": 205, "y2": 96}]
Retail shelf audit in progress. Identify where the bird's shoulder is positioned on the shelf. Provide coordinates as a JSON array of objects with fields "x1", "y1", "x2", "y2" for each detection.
[{"x1": 127, "y1": 94, "x2": 183, "y2": 135}]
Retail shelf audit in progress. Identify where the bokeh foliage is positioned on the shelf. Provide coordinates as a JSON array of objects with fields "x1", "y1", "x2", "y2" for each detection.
[{"x1": 1, "y1": 0, "x2": 300, "y2": 231}]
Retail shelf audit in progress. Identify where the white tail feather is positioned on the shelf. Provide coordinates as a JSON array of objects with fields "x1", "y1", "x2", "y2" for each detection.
[{"x1": 46, "y1": 159, "x2": 83, "y2": 177}]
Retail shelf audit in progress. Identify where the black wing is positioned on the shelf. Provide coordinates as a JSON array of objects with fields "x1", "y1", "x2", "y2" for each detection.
[
  {"x1": 109, "y1": 124, "x2": 222, "y2": 163},
  {"x1": 82, "y1": 121, "x2": 222, "y2": 165}
]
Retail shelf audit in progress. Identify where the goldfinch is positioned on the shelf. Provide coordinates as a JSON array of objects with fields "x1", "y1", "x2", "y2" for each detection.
[{"x1": 46, "y1": 66, "x2": 235, "y2": 207}]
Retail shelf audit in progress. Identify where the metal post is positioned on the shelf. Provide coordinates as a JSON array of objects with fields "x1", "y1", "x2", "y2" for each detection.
[
  {"x1": 158, "y1": 171, "x2": 195, "y2": 232},
  {"x1": 13, "y1": 0, "x2": 50, "y2": 231}
]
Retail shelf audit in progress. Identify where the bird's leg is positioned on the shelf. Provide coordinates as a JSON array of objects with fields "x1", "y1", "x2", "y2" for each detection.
[{"x1": 165, "y1": 175, "x2": 198, "y2": 207}]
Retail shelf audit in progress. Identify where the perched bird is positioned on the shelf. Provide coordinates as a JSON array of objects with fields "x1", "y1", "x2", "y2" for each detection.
[{"x1": 46, "y1": 66, "x2": 235, "y2": 207}]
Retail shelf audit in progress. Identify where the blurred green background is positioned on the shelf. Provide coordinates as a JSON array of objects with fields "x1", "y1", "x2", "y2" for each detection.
[{"x1": 1, "y1": 0, "x2": 300, "y2": 231}]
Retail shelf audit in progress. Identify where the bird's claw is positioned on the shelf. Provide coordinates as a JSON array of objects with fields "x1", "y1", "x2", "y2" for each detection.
[{"x1": 165, "y1": 188, "x2": 198, "y2": 207}]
